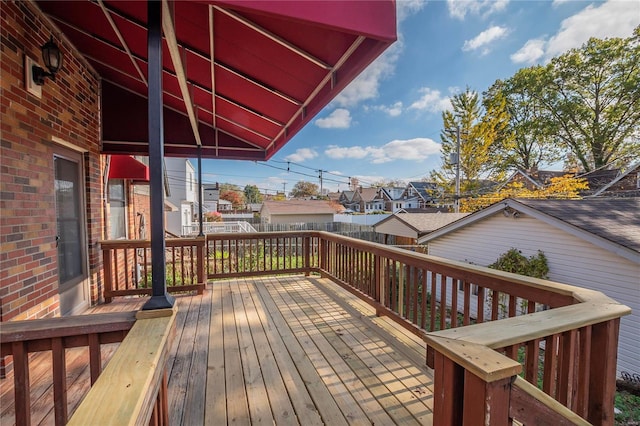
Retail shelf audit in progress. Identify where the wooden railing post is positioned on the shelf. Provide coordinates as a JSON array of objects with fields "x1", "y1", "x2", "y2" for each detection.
[
  {"x1": 587, "y1": 319, "x2": 620, "y2": 425},
  {"x1": 197, "y1": 238, "x2": 206, "y2": 294},
  {"x1": 432, "y1": 351, "x2": 464, "y2": 425},
  {"x1": 52, "y1": 337, "x2": 68, "y2": 425},
  {"x1": 11, "y1": 341, "x2": 30, "y2": 426},
  {"x1": 102, "y1": 246, "x2": 113, "y2": 303},
  {"x1": 303, "y1": 235, "x2": 310, "y2": 276},
  {"x1": 463, "y1": 371, "x2": 512, "y2": 425}
]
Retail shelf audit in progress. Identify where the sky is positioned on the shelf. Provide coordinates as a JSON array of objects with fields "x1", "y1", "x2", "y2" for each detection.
[{"x1": 197, "y1": 0, "x2": 639, "y2": 195}]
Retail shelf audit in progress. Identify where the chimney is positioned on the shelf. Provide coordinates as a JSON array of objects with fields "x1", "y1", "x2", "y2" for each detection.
[{"x1": 359, "y1": 186, "x2": 363, "y2": 193}]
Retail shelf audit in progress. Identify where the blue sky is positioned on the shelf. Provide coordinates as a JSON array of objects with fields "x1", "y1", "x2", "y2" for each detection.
[{"x1": 199, "y1": 0, "x2": 639, "y2": 195}]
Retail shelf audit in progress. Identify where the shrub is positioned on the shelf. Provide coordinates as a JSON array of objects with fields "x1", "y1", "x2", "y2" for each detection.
[{"x1": 489, "y1": 248, "x2": 549, "y2": 279}]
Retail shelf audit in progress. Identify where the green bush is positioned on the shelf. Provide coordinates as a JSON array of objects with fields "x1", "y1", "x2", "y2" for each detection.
[{"x1": 489, "y1": 248, "x2": 549, "y2": 279}]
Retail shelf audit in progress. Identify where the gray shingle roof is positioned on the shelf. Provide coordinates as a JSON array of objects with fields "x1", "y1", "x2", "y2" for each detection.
[
  {"x1": 516, "y1": 198, "x2": 640, "y2": 253},
  {"x1": 376, "y1": 212, "x2": 470, "y2": 234}
]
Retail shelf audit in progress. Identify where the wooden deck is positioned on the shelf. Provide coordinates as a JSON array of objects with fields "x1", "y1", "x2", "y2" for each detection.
[{"x1": 1, "y1": 275, "x2": 435, "y2": 425}]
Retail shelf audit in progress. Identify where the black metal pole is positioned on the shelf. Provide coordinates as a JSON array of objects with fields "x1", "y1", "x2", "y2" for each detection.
[
  {"x1": 143, "y1": 0, "x2": 174, "y2": 310},
  {"x1": 198, "y1": 145, "x2": 204, "y2": 237}
]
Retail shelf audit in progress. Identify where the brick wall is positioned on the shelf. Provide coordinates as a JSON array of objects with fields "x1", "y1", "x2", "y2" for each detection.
[{"x1": 0, "y1": 1, "x2": 102, "y2": 321}]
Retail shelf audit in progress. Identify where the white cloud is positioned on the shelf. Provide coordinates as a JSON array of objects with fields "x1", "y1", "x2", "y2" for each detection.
[
  {"x1": 545, "y1": 0, "x2": 640, "y2": 59},
  {"x1": 463, "y1": 26, "x2": 508, "y2": 53},
  {"x1": 512, "y1": 0, "x2": 640, "y2": 64},
  {"x1": 408, "y1": 88, "x2": 452, "y2": 113},
  {"x1": 373, "y1": 101, "x2": 404, "y2": 117},
  {"x1": 284, "y1": 148, "x2": 318, "y2": 162},
  {"x1": 333, "y1": 42, "x2": 400, "y2": 108},
  {"x1": 325, "y1": 138, "x2": 441, "y2": 164},
  {"x1": 552, "y1": 0, "x2": 571, "y2": 7},
  {"x1": 332, "y1": 0, "x2": 426, "y2": 109},
  {"x1": 510, "y1": 39, "x2": 546, "y2": 64},
  {"x1": 315, "y1": 109, "x2": 352, "y2": 129},
  {"x1": 397, "y1": 0, "x2": 427, "y2": 22},
  {"x1": 447, "y1": 0, "x2": 509, "y2": 20}
]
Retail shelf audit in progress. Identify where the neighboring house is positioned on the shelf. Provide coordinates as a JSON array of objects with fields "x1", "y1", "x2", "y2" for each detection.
[
  {"x1": 217, "y1": 199, "x2": 233, "y2": 211},
  {"x1": 374, "y1": 212, "x2": 469, "y2": 245},
  {"x1": 336, "y1": 187, "x2": 385, "y2": 213},
  {"x1": 360, "y1": 187, "x2": 385, "y2": 213},
  {"x1": 417, "y1": 198, "x2": 640, "y2": 377},
  {"x1": 378, "y1": 187, "x2": 420, "y2": 213},
  {"x1": 339, "y1": 190, "x2": 362, "y2": 212},
  {"x1": 403, "y1": 182, "x2": 441, "y2": 208},
  {"x1": 164, "y1": 158, "x2": 198, "y2": 236},
  {"x1": 260, "y1": 200, "x2": 338, "y2": 224},
  {"x1": 587, "y1": 163, "x2": 640, "y2": 198}
]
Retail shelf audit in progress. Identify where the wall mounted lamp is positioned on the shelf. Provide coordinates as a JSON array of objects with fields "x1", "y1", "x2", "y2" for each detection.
[
  {"x1": 502, "y1": 206, "x2": 520, "y2": 218},
  {"x1": 32, "y1": 37, "x2": 63, "y2": 86}
]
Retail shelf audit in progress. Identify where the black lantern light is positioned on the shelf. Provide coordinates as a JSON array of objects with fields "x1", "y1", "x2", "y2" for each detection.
[{"x1": 32, "y1": 37, "x2": 63, "y2": 86}]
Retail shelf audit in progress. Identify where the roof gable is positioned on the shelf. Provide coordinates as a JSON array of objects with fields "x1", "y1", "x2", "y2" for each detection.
[{"x1": 419, "y1": 198, "x2": 640, "y2": 263}]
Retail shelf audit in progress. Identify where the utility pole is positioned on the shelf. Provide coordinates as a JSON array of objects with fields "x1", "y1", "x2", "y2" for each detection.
[
  {"x1": 318, "y1": 170, "x2": 324, "y2": 196},
  {"x1": 282, "y1": 182, "x2": 287, "y2": 197},
  {"x1": 455, "y1": 125, "x2": 461, "y2": 213}
]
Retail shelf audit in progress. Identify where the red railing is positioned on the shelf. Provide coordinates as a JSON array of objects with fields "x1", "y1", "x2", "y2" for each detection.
[
  {"x1": 101, "y1": 238, "x2": 206, "y2": 302},
  {"x1": 94, "y1": 231, "x2": 629, "y2": 425},
  {"x1": 0, "y1": 312, "x2": 136, "y2": 425}
]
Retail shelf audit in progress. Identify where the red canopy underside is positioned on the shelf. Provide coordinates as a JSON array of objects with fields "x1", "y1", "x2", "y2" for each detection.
[{"x1": 37, "y1": 1, "x2": 397, "y2": 160}]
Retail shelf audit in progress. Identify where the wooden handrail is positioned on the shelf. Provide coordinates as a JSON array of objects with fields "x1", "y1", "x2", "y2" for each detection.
[
  {"x1": 1, "y1": 312, "x2": 137, "y2": 426},
  {"x1": 426, "y1": 296, "x2": 630, "y2": 350},
  {"x1": 68, "y1": 308, "x2": 177, "y2": 425}
]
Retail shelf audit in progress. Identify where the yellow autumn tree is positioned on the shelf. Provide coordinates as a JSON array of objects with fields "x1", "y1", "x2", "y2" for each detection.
[{"x1": 460, "y1": 174, "x2": 589, "y2": 213}]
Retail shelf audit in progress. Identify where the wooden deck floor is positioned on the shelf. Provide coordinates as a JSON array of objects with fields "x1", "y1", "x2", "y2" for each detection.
[{"x1": 2, "y1": 275, "x2": 435, "y2": 425}]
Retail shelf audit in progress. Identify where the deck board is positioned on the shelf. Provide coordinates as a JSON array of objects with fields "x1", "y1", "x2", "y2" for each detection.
[{"x1": 1, "y1": 275, "x2": 434, "y2": 425}]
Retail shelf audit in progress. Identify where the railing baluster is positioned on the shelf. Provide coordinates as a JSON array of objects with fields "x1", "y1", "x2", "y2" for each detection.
[
  {"x1": 439, "y1": 274, "x2": 446, "y2": 330},
  {"x1": 52, "y1": 337, "x2": 68, "y2": 425},
  {"x1": 491, "y1": 289, "x2": 500, "y2": 320},
  {"x1": 576, "y1": 325, "x2": 591, "y2": 418},
  {"x1": 429, "y1": 271, "x2": 437, "y2": 331},
  {"x1": 463, "y1": 281, "x2": 471, "y2": 325},
  {"x1": 543, "y1": 334, "x2": 559, "y2": 397},
  {"x1": 12, "y1": 341, "x2": 30, "y2": 426},
  {"x1": 450, "y1": 277, "x2": 458, "y2": 328},
  {"x1": 476, "y1": 286, "x2": 485, "y2": 323},
  {"x1": 89, "y1": 333, "x2": 101, "y2": 384},
  {"x1": 525, "y1": 339, "x2": 539, "y2": 385}
]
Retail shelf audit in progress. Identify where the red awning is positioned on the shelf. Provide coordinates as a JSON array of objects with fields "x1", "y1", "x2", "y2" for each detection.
[
  {"x1": 36, "y1": 1, "x2": 397, "y2": 161},
  {"x1": 108, "y1": 155, "x2": 150, "y2": 181}
]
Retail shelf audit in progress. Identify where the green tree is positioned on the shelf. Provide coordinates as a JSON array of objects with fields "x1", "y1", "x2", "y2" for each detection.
[
  {"x1": 290, "y1": 181, "x2": 319, "y2": 198},
  {"x1": 431, "y1": 88, "x2": 510, "y2": 196},
  {"x1": 484, "y1": 73, "x2": 564, "y2": 171},
  {"x1": 527, "y1": 28, "x2": 640, "y2": 171},
  {"x1": 243, "y1": 184, "x2": 263, "y2": 204}
]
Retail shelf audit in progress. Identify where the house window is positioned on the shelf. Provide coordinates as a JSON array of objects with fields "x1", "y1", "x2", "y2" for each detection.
[{"x1": 108, "y1": 179, "x2": 126, "y2": 239}]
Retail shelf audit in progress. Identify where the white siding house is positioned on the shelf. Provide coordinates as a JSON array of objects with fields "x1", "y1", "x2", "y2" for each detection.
[
  {"x1": 418, "y1": 198, "x2": 639, "y2": 378},
  {"x1": 165, "y1": 158, "x2": 197, "y2": 236}
]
